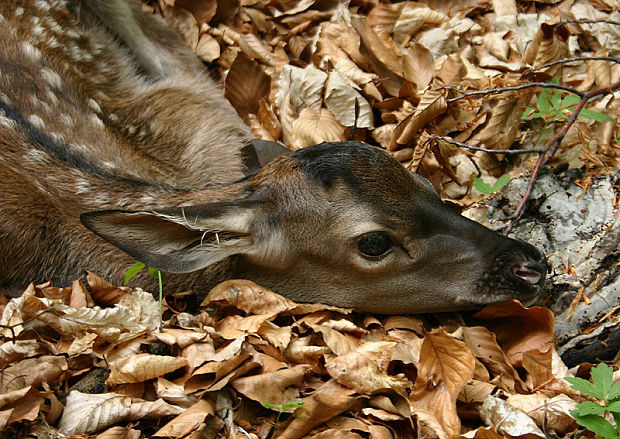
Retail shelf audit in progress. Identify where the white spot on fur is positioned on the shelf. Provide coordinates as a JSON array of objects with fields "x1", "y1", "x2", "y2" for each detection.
[
  {"x1": 102, "y1": 161, "x2": 116, "y2": 170},
  {"x1": 74, "y1": 178, "x2": 91, "y2": 194},
  {"x1": 60, "y1": 113, "x2": 74, "y2": 127},
  {"x1": 28, "y1": 114, "x2": 46, "y2": 130},
  {"x1": 15, "y1": 7, "x2": 25, "y2": 16},
  {"x1": 46, "y1": 91, "x2": 59, "y2": 106},
  {"x1": 49, "y1": 131, "x2": 66, "y2": 144},
  {"x1": 67, "y1": 42, "x2": 85, "y2": 61},
  {"x1": 93, "y1": 193, "x2": 110, "y2": 205},
  {"x1": 22, "y1": 42, "x2": 42, "y2": 62},
  {"x1": 43, "y1": 16, "x2": 62, "y2": 34},
  {"x1": 69, "y1": 26, "x2": 81, "y2": 38},
  {"x1": 23, "y1": 149, "x2": 48, "y2": 164},
  {"x1": 0, "y1": 92, "x2": 11, "y2": 105},
  {"x1": 89, "y1": 114, "x2": 104, "y2": 128},
  {"x1": 33, "y1": 1, "x2": 51, "y2": 12},
  {"x1": 29, "y1": 95, "x2": 51, "y2": 115},
  {"x1": 70, "y1": 143, "x2": 88, "y2": 153},
  {"x1": 45, "y1": 35, "x2": 59, "y2": 49},
  {"x1": 108, "y1": 113, "x2": 118, "y2": 122},
  {"x1": 0, "y1": 114, "x2": 17, "y2": 131},
  {"x1": 87, "y1": 98, "x2": 101, "y2": 113},
  {"x1": 31, "y1": 24, "x2": 45, "y2": 37},
  {"x1": 41, "y1": 68, "x2": 62, "y2": 89}
]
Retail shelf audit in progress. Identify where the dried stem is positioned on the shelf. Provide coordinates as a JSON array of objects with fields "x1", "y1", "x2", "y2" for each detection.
[
  {"x1": 565, "y1": 19, "x2": 620, "y2": 26},
  {"x1": 446, "y1": 83, "x2": 585, "y2": 103},
  {"x1": 429, "y1": 135, "x2": 544, "y2": 155},
  {"x1": 528, "y1": 56, "x2": 620, "y2": 72}
]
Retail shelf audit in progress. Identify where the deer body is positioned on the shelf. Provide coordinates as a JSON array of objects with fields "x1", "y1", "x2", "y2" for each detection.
[{"x1": 0, "y1": 0, "x2": 546, "y2": 313}]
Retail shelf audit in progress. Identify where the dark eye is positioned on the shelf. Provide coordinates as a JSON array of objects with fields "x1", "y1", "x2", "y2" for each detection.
[{"x1": 357, "y1": 233, "x2": 393, "y2": 258}]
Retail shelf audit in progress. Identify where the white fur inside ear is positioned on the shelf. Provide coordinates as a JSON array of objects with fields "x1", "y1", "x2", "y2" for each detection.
[{"x1": 160, "y1": 208, "x2": 253, "y2": 235}]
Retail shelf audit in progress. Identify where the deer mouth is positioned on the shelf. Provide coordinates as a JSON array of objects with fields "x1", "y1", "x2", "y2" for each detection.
[{"x1": 472, "y1": 250, "x2": 547, "y2": 307}]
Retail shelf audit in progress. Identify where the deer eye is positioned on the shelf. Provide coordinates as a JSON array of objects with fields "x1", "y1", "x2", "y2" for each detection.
[{"x1": 357, "y1": 233, "x2": 393, "y2": 258}]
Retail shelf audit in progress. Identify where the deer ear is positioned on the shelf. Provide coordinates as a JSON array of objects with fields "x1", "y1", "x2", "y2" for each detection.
[{"x1": 80, "y1": 201, "x2": 259, "y2": 273}]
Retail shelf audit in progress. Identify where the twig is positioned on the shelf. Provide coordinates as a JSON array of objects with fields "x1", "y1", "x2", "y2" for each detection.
[
  {"x1": 429, "y1": 135, "x2": 544, "y2": 155},
  {"x1": 528, "y1": 56, "x2": 620, "y2": 72},
  {"x1": 446, "y1": 83, "x2": 585, "y2": 103},
  {"x1": 505, "y1": 79, "x2": 620, "y2": 233},
  {"x1": 565, "y1": 19, "x2": 620, "y2": 26}
]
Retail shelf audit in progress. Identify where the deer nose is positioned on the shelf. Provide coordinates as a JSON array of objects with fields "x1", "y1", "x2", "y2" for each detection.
[{"x1": 510, "y1": 259, "x2": 547, "y2": 286}]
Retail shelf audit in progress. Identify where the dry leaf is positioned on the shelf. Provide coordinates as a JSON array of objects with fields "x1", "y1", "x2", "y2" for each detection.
[
  {"x1": 325, "y1": 342, "x2": 412, "y2": 395},
  {"x1": 290, "y1": 108, "x2": 346, "y2": 149},
  {"x1": 203, "y1": 279, "x2": 297, "y2": 314},
  {"x1": 225, "y1": 53, "x2": 271, "y2": 121},
  {"x1": 153, "y1": 399, "x2": 214, "y2": 437},
  {"x1": 232, "y1": 364, "x2": 309, "y2": 406},
  {"x1": 390, "y1": 89, "x2": 447, "y2": 150},
  {"x1": 473, "y1": 301, "x2": 556, "y2": 367},
  {"x1": 410, "y1": 331, "x2": 475, "y2": 438},
  {"x1": 277, "y1": 381, "x2": 357, "y2": 439},
  {"x1": 480, "y1": 395, "x2": 545, "y2": 438},
  {"x1": 59, "y1": 391, "x2": 183, "y2": 435},
  {"x1": 108, "y1": 354, "x2": 188, "y2": 384},
  {"x1": 462, "y1": 326, "x2": 526, "y2": 393}
]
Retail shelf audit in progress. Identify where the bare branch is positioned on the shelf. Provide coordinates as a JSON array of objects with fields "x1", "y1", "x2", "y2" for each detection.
[
  {"x1": 528, "y1": 56, "x2": 620, "y2": 72},
  {"x1": 566, "y1": 19, "x2": 620, "y2": 26},
  {"x1": 446, "y1": 83, "x2": 585, "y2": 103},
  {"x1": 429, "y1": 135, "x2": 544, "y2": 155}
]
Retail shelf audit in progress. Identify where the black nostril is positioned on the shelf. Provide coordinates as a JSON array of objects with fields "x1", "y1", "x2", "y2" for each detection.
[{"x1": 511, "y1": 261, "x2": 546, "y2": 285}]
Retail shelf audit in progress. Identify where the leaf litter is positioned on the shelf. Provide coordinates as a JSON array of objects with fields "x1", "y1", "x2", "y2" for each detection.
[
  {"x1": 2, "y1": 0, "x2": 620, "y2": 437},
  {"x1": 0, "y1": 274, "x2": 584, "y2": 437}
]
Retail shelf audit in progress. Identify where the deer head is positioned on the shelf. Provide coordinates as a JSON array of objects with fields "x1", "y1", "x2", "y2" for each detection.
[{"x1": 82, "y1": 142, "x2": 546, "y2": 314}]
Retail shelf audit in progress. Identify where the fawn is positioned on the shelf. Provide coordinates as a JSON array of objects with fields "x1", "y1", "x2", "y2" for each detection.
[{"x1": 0, "y1": 0, "x2": 546, "y2": 313}]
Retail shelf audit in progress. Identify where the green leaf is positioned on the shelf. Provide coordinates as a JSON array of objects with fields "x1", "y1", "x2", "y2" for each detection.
[
  {"x1": 522, "y1": 106, "x2": 537, "y2": 119},
  {"x1": 262, "y1": 401, "x2": 283, "y2": 411},
  {"x1": 281, "y1": 400, "x2": 305, "y2": 411},
  {"x1": 573, "y1": 401, "x2": 606, "y2": 416},
  {"x1": 262, "y1": 400, "x2": 304, "y2": 412},
  {"x1": 609, "y1": 381, "x2": 620, "y2": 402},
  {"x1": 609, "y1": 401, "x2": 620, "y2": 412},
  {"x1": 147, "y1": 267, "x2": 167, "y2": 283},
  {"x1": 537, "y1": 90, "x2": 554, "y2": 114},
  {"x1": 579, "y1": 109, "x2": 616, "y2": 123},
  {"x1": 573, "y1": 414, "x2": 619, "y2": 438},
  {"x1": 473, "y1": 177, "x2": 493, "y2": 195},
  {"x1": 473, "y1": 175, "x2": 511, "y2": 195},
  {"x1": 566, "y1": 376, "x2": 606, "y2": 400},
  {"x1": 562, "y1": 95, "x2": 581, "y2": 107},
  {"x1": 492, "y1": 174, "x2": 511, "y2": 192},
  {"x1": 591, "y1": 363, "x2": 614, "y2": 399},
  {"x1": 124, "y1": 261, "x2": 146, "y2": 285},
  {"x1": 613, "y1": 410, "x2": 620, "y2": 431}
]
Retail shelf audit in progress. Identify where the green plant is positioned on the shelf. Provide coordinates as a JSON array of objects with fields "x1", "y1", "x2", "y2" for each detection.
[
  {"x1": 124, "y1": 261, "x2": 167, "y2": 319},
  {"x1": 262, "y1": 400, "x2": 305, "y2": 431},
  {"x1": 566, "y1": 363, "x2": 620, "y2": 438},
  {"x1": 473, "y1": 174, "x2": 511, "y2": 195},
  {"x1": 522, "y1": 80, "x2": 615, "y2": 123}
]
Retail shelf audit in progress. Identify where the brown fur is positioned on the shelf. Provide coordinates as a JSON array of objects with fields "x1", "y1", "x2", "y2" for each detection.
[
  {"x1": 0, "y1": 0, "x2": 547, "y2": 313},
  {"x1": 0, "y1": 0, "x2": 249, "y2": 292}
]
